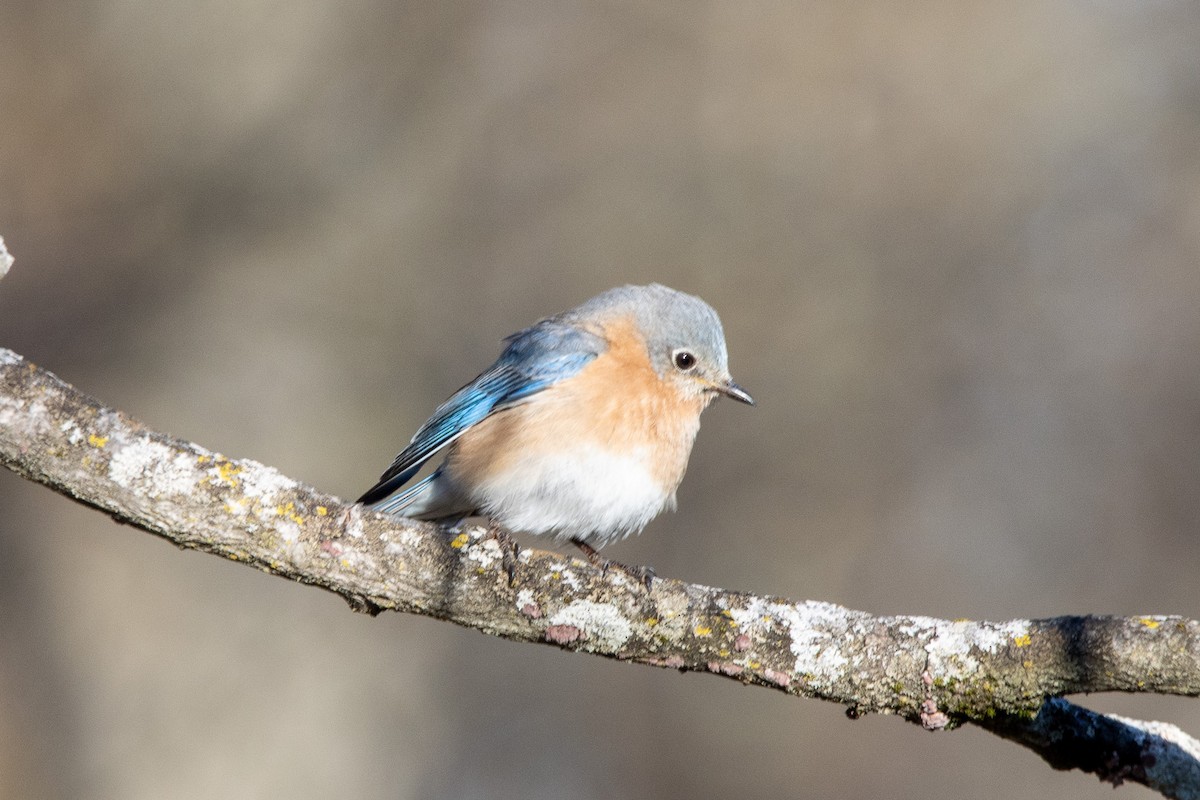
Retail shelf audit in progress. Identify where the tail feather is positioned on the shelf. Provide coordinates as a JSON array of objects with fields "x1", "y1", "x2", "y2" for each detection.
[
  {"x1": 368, "y1": 471, "x2": 439, "y2": 515},
  {"x1": 356, "y1": 462, "x2": 422, "y2": 506}
]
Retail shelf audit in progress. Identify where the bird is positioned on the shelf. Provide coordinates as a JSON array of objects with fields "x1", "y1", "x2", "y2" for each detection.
[{"x1": 357, "y1": 283, "x2": 753, "y2": 577}]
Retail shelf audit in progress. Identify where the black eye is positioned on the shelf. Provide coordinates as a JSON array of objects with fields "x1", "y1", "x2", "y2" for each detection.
[{"x1": 672, "y1": 350, "x2": 697, "y2": 371}]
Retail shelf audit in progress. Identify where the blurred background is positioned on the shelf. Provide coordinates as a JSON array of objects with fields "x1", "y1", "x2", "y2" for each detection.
[{"x1": 2, "y1": 2, "x2": 1198, "y2": 798}]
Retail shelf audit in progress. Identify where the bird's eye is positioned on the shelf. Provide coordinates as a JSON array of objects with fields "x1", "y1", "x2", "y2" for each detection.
[{"x1": 672, "y1": 349, "x2": 697, "y2": 371}]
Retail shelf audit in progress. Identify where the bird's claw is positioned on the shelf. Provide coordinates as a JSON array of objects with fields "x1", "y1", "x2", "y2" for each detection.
[
  {"x1": 572, "y1": 539, "x2": 655, "y2": 589},
  {"x1": 621, "y1": 562, "x2": 657, "y2": 590},
  {"x1": 485, "y1": 524, "x2": 521, "y2": 586}
]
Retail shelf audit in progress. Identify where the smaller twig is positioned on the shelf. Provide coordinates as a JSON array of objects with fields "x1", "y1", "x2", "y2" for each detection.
[{"x1": 984, "y1": 698, "x2": 1200, "y2": 799}]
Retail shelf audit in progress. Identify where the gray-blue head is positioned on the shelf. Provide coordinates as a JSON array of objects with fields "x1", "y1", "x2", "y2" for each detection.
[{"x1": 568, "y1": 283, "x2": 754, "y2": 406}]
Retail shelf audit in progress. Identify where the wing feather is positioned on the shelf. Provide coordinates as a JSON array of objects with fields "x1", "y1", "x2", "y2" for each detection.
[{"x1": 356, "y1": 321, "x2": 603, "y2": 506}]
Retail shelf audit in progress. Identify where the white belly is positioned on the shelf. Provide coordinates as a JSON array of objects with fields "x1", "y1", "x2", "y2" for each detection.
[{"x1": 469, "y1": 445, "x2": 675, "y2": 546}]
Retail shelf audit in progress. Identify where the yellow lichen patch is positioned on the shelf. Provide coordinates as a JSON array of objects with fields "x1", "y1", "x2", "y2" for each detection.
[
  {"x1": 275, "y1": 502, "x2": 304, "y2": 525},
  {"x1": 1013, "y1": 634, "x2": 1032, "y2": 648},
  {"x1": 316, "y1": 506, "x2": 328, "y2": 516},
  {"x1": 88, "y1": 433, "x2": 108, "y2": 447},
  {"x1": 197, "y1": 454, "x2": 212, "y2": 464},
  {"x1": 216, "y1": 460, "x2": 242, "y2": 486},
  {"x1": 450, "y1": 532, "x2": 470, "y2": 549},
  {"x1": 1139, "y1": 618, "x2": 1160, "y2": 629},
  {"x1": 694, "y1": 624, "x2": 713, "y2": 637},
  {"x1": 1023, "y1": 660, "x2": 1034, "y2": 669},
  {"x1": 645, "y1": 617, "x2": 658, "y2": 626}
]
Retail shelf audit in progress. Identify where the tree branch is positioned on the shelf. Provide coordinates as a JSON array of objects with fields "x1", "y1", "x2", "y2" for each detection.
[
  {"x1": 984, "y1": 699, "x2": 1200, "y2": 797},
  {"x1": 1, "y1": 251, "x2": 1196, "y2": 798}
]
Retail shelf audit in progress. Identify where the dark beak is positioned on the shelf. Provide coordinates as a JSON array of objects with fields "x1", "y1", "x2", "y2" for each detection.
[{"x1": 716, "y1": 380, "x2": 755, "y2": 406}]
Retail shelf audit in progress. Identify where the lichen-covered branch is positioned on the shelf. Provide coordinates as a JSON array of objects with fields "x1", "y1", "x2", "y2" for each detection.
[
  {"x1": 0, "y1": 235, "x2": 12, "y2": 279},
  {"x1": 982, "y1": 699, "x2": 1200, "y2": 798},
  {"x1": 2, "y1": 304, "x2": 1199, "y2": 796}
]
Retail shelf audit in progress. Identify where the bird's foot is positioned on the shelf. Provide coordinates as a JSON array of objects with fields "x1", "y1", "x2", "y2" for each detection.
[
  {"x1": 571, "y1": 539, "x2": 656, "y2": 590},
  {"x1": 485, "y1": 523, "x2": 521, "y2": 586}
]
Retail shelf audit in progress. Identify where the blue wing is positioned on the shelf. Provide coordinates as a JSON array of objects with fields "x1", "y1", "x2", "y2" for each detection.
[{"x1": 356, "y1": 320, "x2": 604, "y2": 506}]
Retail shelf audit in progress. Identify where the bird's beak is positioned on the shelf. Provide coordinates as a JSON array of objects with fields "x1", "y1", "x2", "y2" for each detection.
[{"x1": 715, "y1": 379, "x2": 755, "y2": 406}]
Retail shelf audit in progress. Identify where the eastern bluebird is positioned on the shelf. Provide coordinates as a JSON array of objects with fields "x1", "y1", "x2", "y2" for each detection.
[{"x1": 357, "y1": 284, "x2": 753, "y2": 571}]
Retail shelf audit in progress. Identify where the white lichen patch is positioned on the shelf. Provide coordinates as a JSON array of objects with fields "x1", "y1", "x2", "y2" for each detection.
[
  {"x1": 516, "y1": 588, "x2": 537, "y2": 610},
  {"x1": 274, "y1": 519, "x2": 306, "y2": 563},
  {"x1": 724, "y1": 596, "x2": 771, "y2": 630},
  {"x1": 1109, "y1": 713, "x2": 1200, "y2": 760},
  {"x1": 0, "y1": 348, "x2": 20, "y2": 366},
  {"x1": 0, "y1": 235, "x2": 12, "y2": 278},
  {"x1": 60, "y1": 419, "x2": 85, "y2": 445},
  {"x1": 558, "y1": 569, "x2": 582, "y2": 591},
  {"x1": 604, "y1": 570, "x2": 633, "y2": 590},
  {"x1": 0, "y1": 397, "x2": 53, "y2": 434},
  {"x1": 279, "y1": 520, "x2": 300, "y2": 543},
  {"x1": 380, "y1": 529, "x2": 416, "y2": 556},
  {"x1": 895, "y1": 615, "x2": 943, "y2": 639},
  {"x1": 397, "y1": 527, "x2": 421, "y2": 548},
  {"x1": 224, "y1": 498, "x2": 249, "y2": 517},
  {"x1": 109, "y1": 439, "x2": 199, "y2": 496},
  {"x1": 922, "y1": 618, "x2": 1031, "y2": 675},
  {"x1": 237, "y1": 460, "x2": 298, "y2": 499},
  {"x1": 785, "y1": 602, "x2": 852, "y2": 675},
  {"x1": 647, "y1": 589, "x2": 691, "y2": 636},
  {"x1": 335, "y1": 544, "x2": 367, "y2": 571},
  {"x1": 466, "y1": 538, "x2": 502, "y2": 569},
  {"x1": 548, "y1": 600, "x2": 633, "y2": 651},
  {"x1": 342, "y1": 512, "x2": 367, "y2": 542},
  {"x1": 726, "y1": 598, "x2": 858, "y2": 677}
]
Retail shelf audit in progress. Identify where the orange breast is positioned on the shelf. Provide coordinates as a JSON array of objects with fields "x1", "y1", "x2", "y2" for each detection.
[{"x1": 447, "y1": 314, "x2": 705, "y2": 493}]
